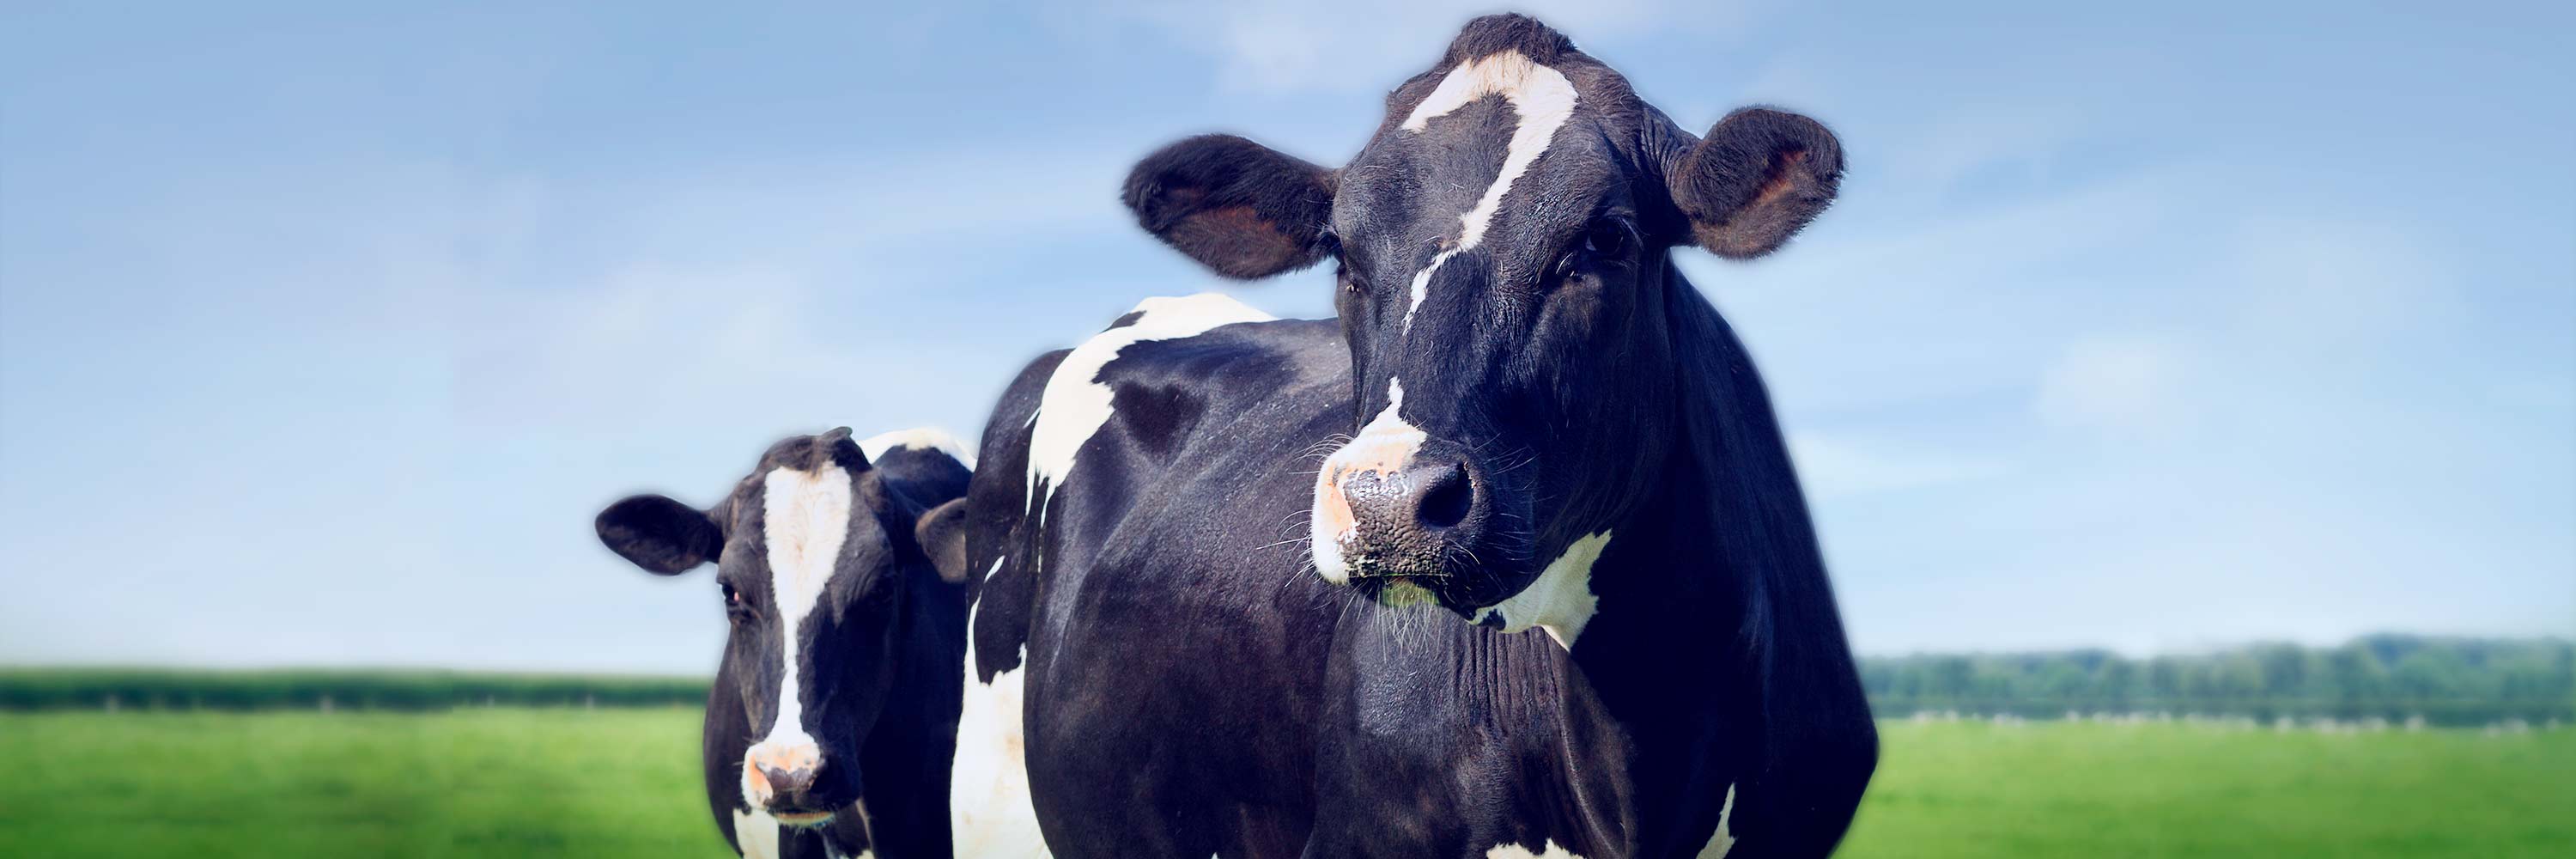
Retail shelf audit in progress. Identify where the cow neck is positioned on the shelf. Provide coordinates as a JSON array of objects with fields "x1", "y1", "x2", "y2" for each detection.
[
  {"x1": 854, "y1": 557, "x2": 969, "y2": 859},
  {"x1": 1549, "y1": 261, "x2": 1783, "y2": 852}
]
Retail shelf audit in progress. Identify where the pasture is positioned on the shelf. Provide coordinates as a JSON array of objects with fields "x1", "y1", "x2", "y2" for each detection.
[{"x1": 0, "y1": 710, "x2": 2567, "y2": 857}]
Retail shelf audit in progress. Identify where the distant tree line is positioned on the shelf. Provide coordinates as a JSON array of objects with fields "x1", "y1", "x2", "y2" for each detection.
[
  {"x1": 8, "y1": 636, "x2": 2569, "y2": 724},
  {"x1": 1861, "y1": 635, "x2": 2573, "y2": 726},
  {"x1": 0, "y1": 668, "x2": 708, "y2": 712}
]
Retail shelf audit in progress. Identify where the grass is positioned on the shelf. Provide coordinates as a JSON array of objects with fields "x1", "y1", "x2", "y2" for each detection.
[
  {"x1": 1, "y1": 710, "x2": 2568, "y2": 856},
  {"x1": 0, "y1": 708, "x2": 720, "y2": 858},
  {"x1": 1840, "y1": 721, "x2": 2576, "y2": 858}
]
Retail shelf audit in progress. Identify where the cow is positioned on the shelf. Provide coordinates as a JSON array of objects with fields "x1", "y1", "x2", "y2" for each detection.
[
  {"x1": 955, "y1": 14, "x2": 1875, "y2": 859},
  {"x1": 594, "y1": 427, "x2": 993, "y2": 859}
]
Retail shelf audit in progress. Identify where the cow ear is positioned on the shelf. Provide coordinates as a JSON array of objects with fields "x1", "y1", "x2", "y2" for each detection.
[
  {"x1": 1123, "y1": 134, "x2": 1337, "y2": 279},
  {"x1": 823, "y1": 426, "x2": 872, "y2": 472},
  {"x1": 595, "y1": 494, "x2": 723, "y2": 576},
  {"x1": 1665, "y1": 107, "x2": 1844, "y2": 260},
  {"x1": 913, "y1": 498, "x2": 971, "y2": 584}
]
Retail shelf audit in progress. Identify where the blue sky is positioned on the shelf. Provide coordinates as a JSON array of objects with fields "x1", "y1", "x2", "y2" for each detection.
[{"x1": 3, "y1": 1, "x2": 2568, "y2": 673}]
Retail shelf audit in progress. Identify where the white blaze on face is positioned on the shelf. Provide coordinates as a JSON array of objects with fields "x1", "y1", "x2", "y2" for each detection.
[
  {"x1": 1026, "y1": 293, "x2": 1274, "y2": 521},
  {"x1": 858, "y1": 426, "x2": 977, "y2": 469},
  {"x1": 1398, "y1": 50, "x2": 1579, "y2": 330},
  {"x1": 1471, "y1": 530, "x2": 1613, "y2": 649},
  {"x1": 951, "y1": 558, "x2": 1053, "y2": 857},
  {"x1": 1697, "y1": 783, "x2": 1739, "y2": 859},
  {"x1": 1310, "y1": 381, "x2": 1429, "y2": 584},
  {"x1": 751, "y1": 463, "x2": 854, "y2": 766},
  {"x1": 733, "y1": 808, "x2": 782, "y2": 859}
]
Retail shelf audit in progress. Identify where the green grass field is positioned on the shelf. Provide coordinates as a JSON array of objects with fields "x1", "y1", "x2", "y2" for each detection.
[{"x1": 1, "y1": 710, "x2": 2567, "y2": 857}]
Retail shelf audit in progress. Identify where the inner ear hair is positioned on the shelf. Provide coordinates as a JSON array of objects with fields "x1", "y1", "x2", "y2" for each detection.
[
  {"x1": 1665, "y1": 107, "x2": 1845, "y2": 260},
  {"x1": 913, "y1": 498, "x2": 971, "y2": 584},
  {"x1": 1122, "y1": 134, "x2": 1338, "y2": 279}
]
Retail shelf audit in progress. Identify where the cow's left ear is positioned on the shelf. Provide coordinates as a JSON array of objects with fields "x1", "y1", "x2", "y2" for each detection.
[
  {"x1": 1123, "y1": 134, "x2": 1338, "y2": 279},
  {"x1": 1664, "y1": 107, "x2": 1844, "y2": 260},
  {"x1": 913, "y1": 497, "x2": 971, "y2": 584}
]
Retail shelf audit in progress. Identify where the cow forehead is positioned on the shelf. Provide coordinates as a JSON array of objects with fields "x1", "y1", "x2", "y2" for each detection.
[
  {"x1": 1339, "y1": 53, "x2": 1626, "y2": 263},
  {"x1": 762, "y1": 465, "x2": 854, "y2": 614},
  {"x1": 720, "y1": 463, "x2": 889, "y2": 594}
]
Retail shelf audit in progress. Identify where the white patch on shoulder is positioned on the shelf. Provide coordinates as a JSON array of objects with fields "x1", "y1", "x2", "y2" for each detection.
[
  {"x1": 1485, "y1": 840, "x2": 1586, "y2": 859},
  {"x1": 1025, "y1": 293, "x2": 1274, "y2": 521},
  {"x1": 733, "y1": 807, "x2": 782, "y2": 859},
  {"x1": 1473, "y1": 530, "x2": 1612, "y2": 649},
  {"x1": 950, "y1": 564, "x2": 1052, "y2": 857},
  {"x1": 756, "y1": 464, "x2": 854, "y2": 752},
  {"x1": 858, "y1": 426, "x2": 976, "y2": 469},
  {"x1": 1697, "y1": 783, "x2": 1738, "y2": 858},
  {"x1": 1310, "y1": 381, "x2": 1427, "y2": 584},
  {"x1": 1397, "y1": 50, "x2": 1578, "y2": 329}
]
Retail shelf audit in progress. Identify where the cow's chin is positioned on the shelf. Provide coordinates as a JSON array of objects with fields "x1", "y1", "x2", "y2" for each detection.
[
  {"x1": 1343, "y1": 563, "x2": 1540, "y2": 621},
  {"x1": 770, "y1": 809, "x2": 835, "y2": 828},
  {"x1": 1349, "y1": 576, "x2": 1450, "y2": 613}
]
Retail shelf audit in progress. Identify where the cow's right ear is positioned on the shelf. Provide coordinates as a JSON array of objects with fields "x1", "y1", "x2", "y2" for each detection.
[
  {"x1": 913, "y1": 497, "x2": 971, "y2": 584},
  {"x1": 1663, "y1": 107, "x2": 1844, "y2": 260},
  {"x1": 595, "y1": 494, "x2": 723, "y2": 576},
  {"x1": 1123, "y1": 134, "x2": 1337, "y2": 279}
]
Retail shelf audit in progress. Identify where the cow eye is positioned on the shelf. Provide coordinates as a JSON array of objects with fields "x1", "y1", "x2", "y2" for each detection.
[
  {"x1": 1558, "y1": 220, "x2": 1633, "y2": 278},
  {"x1": 1583, "y1": 220, "x2": 1631, "y2": 257},
  {"x1": 720, "y1": 582, "x2": 744, "y2": 612}
]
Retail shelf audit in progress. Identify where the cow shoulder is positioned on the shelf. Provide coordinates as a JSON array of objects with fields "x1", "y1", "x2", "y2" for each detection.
[{"x1": 961, "y1": 346, "x2": 1067, "y2": 682}]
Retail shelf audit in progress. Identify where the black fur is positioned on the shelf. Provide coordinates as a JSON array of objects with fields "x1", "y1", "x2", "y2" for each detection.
[
  {"x1": 596, "y1": 431, "x2": 972, "y2": 859},
  {"x1": 999, "y1": 13, "x2": 1874, "y2": 858}
]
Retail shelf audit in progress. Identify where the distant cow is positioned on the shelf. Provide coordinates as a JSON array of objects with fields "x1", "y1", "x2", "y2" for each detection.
[
  {"x1": 961, "y1": 14, "x2": 1874, "y2": 859},
  {"x1": 595, "y1": 427, "x2": 991, "y2": 859}
]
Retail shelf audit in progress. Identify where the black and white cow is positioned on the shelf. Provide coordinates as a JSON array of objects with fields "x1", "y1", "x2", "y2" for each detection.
[
  {"x1": 595, "y1": 427, "x2": 994, "y2": 859},
  {"x1": 961, "y1": 15, "x2": 1874, "y2": 859}
]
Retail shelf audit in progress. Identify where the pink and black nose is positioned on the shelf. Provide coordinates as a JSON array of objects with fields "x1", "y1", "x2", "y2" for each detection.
[
  {"x1": 1338, "y1": 458, "x2": 1479, "y2": 546},
  {"x1": 741, "y1": 740, "x2": 837, "y2": 824},
  {"x1": 1312, "y1": 409, "x2": 1489, "y2": 588}
]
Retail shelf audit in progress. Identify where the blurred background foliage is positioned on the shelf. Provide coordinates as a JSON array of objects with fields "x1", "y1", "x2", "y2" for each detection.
[
  {"x1": 11, "y1": 635, "x2": 2567, "y2": 728},
  {"x1": 1860, "y1": 635, "x2": 2573, "y2": 726}
]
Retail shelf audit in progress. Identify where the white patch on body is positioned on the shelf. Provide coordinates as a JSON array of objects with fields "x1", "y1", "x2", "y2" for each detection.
[
  {"x1": 1485, "y1": 841, "x2": 1587, "y2": 859},
  {"x1": 1697, "y1": 783, "x2": 1738, "y2": 858},
  {"x1": 858, "y1": 426, "x2": 977, "y2": 469},
  {"x1": 1310, "y1": 381, "x2": 1428, "y2": 584},
  {"x1": 744, "y1": 464, "x2": 854, "y2": 807},
  {"x1": 1473, "y1": 531, "x2": 1613, "y2": 649},
  {"x1": 950, "y1": 558, "x2": 1052, "y2": 857},
  {"x1": 732, "y1": 807, "x2": 782, "y2": 859},
  {"x1": 1025, "y1": 293, "x2": 1274, "y2": 521},
  {"x1": 1397, "y1": 50, "x2": 1578, "y2": 329}
]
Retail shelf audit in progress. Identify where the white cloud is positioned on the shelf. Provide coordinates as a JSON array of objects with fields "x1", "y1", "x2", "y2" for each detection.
[
  {"x1": 2032, "y1": 334, "x2": 2196, "y2": 439},
  {"x1": 1789, "y1": 433, "x2": 2012, "y2": 500}
]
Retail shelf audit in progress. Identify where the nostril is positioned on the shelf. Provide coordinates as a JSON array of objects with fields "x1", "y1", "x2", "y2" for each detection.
[
  {"x1": 759, "y1": 764, "x2": 817, "y2": 795},
  {"x1": 1415, "y1": 462, "x2": 1474, "y2": 530}
]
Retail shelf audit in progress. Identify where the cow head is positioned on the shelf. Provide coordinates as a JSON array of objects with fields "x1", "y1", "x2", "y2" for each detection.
[
  {"x1": 1124, "y1": 15, "x2": 1841, "y2": 617},
  {"x1": 593, "y1": 428, "x2": 969, "y2": 828}
]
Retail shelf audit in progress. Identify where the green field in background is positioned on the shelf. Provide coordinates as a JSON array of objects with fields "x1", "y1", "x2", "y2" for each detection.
[
  {"x1": 1839, "y1": 721, "x2": 2574, "y2": 857},
  {"x1": 2, "y1": 711, "x2": 2569, "y2": 857},
  {"x1": 0, "y1": 709, "x2": 720, "y2": 857}
]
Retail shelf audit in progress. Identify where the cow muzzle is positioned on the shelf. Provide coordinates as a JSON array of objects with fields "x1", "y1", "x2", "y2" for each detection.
[
  {"x1": 1311, "y1": 430, "x2": 1492, "y2": 600},
  {"x1": 741, "y1": 740, "x2": 839, "y2": 826}
]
